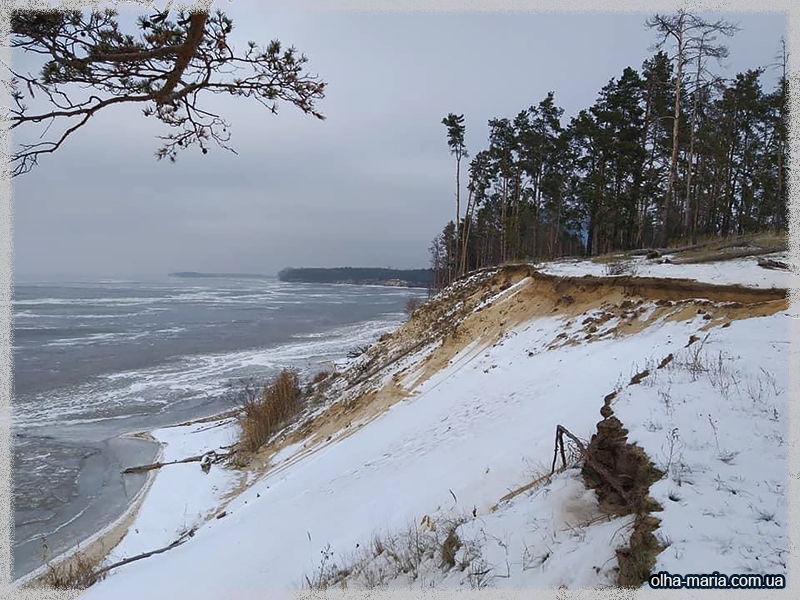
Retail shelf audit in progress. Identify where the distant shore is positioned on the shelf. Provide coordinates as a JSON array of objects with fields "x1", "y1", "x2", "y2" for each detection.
[
  {"x1": 168, "y1": 268, "x2": 433, "y2": 288},
  {"x1": 168, "y1": 271, "x2": 273, "y2": 279},
  {"x1": 277, "y1": 267, "x2": 433, "y2": 288}
]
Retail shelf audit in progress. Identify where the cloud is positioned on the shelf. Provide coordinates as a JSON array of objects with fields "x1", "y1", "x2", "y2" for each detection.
[{"x1": 12, "y1": 9, "x2": 786, "y2": 277}]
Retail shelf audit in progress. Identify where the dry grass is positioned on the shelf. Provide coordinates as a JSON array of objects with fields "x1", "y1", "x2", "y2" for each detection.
[
  {"x1": 311, "y1": 370, "x2": 331, "y2": 385},
  {"x1": 589, "y1": 231, "x2": 786, "y2": 265},
  {"x1": 667, "y1": 230, "x2": 785, "y2": 252},
  {"x1": 304, "y1": 515, "x2": 475, "y2": 590},
  {"x1": 238, "y1": 368, "x2": 303, "y2": 454},
  {"x1": 439, "y1": 522, "x2": 462, "y2": 570},
  {"x1": 35, "y1": 551, "x2": 105, "y2": 590}
]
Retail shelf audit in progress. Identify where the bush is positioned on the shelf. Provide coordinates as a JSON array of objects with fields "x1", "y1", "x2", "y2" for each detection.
[
  {"x1": 604, "y1": 260, "x2": 638, "y2": 277},
  {"x1": 39, "y1": 551, "x2": 105, "y2": 589},
  {"x1": 311, "y1": 370, "x2": 331, "y2": 385},
  {"x1": 238, "y1": 368, "x2": 303, "y2": 453},
  {"x1": 347, "y1": 345, "x2": 371, "y2": 359},
  {"x1": 405, "y1": 297, "x2": 423, "y2": 316}
]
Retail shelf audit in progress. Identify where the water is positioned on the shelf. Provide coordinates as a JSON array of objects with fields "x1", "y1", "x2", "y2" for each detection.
[{"x1": 11, "y1": 275, "x2": 424, "y2": 580}]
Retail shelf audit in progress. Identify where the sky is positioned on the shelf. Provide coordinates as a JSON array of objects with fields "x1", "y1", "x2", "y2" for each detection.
[{"x1": 11, "y1": 5, "x2": 787, "y2": 278}]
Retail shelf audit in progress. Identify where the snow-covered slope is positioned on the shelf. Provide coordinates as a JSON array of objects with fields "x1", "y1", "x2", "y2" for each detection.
[
  {"x1": 75, "y1": 262, "x2": 790, "y2": 598},
  {"x1": 539, "y1": 250, "x2": 790, "y2": 289}
]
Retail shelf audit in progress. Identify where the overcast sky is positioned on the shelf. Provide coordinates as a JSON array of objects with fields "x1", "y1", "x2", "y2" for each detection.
[{"x1": 12, "y1": 5, "x2": 787, "y2": 278}]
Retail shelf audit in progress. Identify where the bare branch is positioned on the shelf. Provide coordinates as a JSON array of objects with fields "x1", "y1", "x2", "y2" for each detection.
[{"x1": 7, "y1": 8, "x2": 327, "y2": 176}]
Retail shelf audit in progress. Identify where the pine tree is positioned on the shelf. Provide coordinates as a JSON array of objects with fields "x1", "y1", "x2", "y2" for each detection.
[
  {"x1": 431, "y1": 20, "x2": 785, "y2": 282},
  {"x1": 442, "y1": 113, "x2": 468, "y2": 278}
]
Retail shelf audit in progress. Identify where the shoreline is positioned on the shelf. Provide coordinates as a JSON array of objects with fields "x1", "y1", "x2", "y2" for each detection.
[
  {"x1": 14, "y1": 400, "x2": 249, "y2": 590},
  {"x1": 12, "y1": 325, "x2": 402, "y2": 585},
  {"x1": 13, "y1": 430, "x2": 165, "y2": 589},
  {"x1": 11, "y1": 278, "x2": 418, "y2": 588},
  {"x1": 17, "y1": 400, "x2": 331, "y2": 590}
]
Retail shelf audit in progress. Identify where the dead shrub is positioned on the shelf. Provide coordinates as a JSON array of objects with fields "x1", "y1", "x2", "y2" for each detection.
[
  {"x1": 405, "y1": 297, "x2": 423, "y2": 316},
  {"x1": 238, "y1": 368, "x2": 303, "y2": 453},
  {"x1": 38, "y1": 551, "x2": 105, "y2": 590},
  {"x1": 311, "y1": 370, "x2": 331, "y2": 385},
  {"x1": 440, "y1": 524, "x2": 462, "y2": 570},
  {"x1": 303, "y1": 515, "x2": 479, "y2": 589},
  {"x1": 604, "y1": 261, "x2": 638, "y2": 277},
  {"x1": 347, "y1": 344, "x2": 371, "y2": 359},
  {"x1": 382, "y1": 521, "x2": 437, "y2": 578},
  {"x1": 306, "y1": 370, "x2": 333, "y2": 396}
]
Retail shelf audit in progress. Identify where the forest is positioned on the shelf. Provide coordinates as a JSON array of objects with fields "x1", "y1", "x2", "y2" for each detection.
[{"x1": 431, "y1": 11, "x2": 789, "y2": 290}]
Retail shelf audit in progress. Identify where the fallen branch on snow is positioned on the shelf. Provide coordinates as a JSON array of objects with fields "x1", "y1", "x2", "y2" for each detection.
[
  {"x1": 91, "y1": 527, "x2": 197, "y2": 581},
  {"x1": 122, "y1": 450, "x2": 232, "y2": 474},
  {"x1": 757, "y1": 257, "x2": 790, "y2": 271}
]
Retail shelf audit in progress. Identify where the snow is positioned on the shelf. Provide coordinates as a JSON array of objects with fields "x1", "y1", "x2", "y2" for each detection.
[
  {"x1": 79, "y1": 260, "x2": 790, "y2": 597},
  {"x1": 612, "y1": 316, "x2": 789, "y2": 576},
  {"x1": 306, "y1": 470, "x2": 635, "y2": 590},
  {"x1": 270, "y1": 441, "x2": 304, "y2": 466},
  {"x1": 104, "y1": 420, "x2": 240, "y2": 561},
  {"x1": 540, "y1": 254, "x2": 790, "y2": 289}
]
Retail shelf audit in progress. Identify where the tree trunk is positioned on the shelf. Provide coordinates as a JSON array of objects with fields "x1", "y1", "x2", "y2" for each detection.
[
  {"x1": 459, "y1": 187, "x2": 475, "y2": 277},
  {"x1": 659, "y1": 16, "x2": 684, "y2": 247},
  {"x1": 684, "y1": 49, "x2": 702, "y2": 239},
  {"x1": 512, "y1": 168, "x2": 522, "y2": 259},
  {"x1": 777, "y1": 40, "x2": 787, "y2": 230},
  {"x1": 454, "y1": 156, "x2": 461, "y2": 275},
  {"x1": 501, "y1": 176, "x2": 508, "y2": 262}
]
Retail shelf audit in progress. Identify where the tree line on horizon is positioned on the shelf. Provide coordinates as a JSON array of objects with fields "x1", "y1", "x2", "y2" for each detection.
[
  {"x1": 432, "y1": 11, "x2": 789, "y2": 290},
  {"x1": 278, "y1": 267, "x2": 433, "y2": 287}
]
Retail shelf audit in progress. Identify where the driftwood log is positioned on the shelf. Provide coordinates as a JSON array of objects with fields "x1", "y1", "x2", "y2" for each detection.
[
  {"x1": 122, "y1": 450, "x2": 232, "y2": 474},
  {"x1": 757, "y1": 257, "x2": 790, "y2": 271}
]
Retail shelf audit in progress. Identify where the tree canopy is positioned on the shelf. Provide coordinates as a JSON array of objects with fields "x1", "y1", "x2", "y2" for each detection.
[{"x1": 429, "y1": 12, "x2": 788, "y2": 288}]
